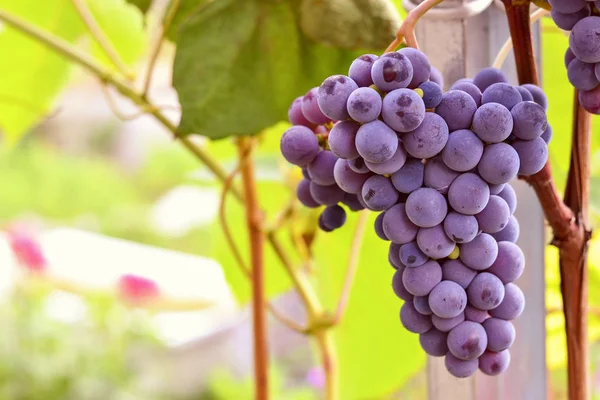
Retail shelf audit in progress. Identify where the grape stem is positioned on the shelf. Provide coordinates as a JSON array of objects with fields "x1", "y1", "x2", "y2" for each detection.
[
  {"x1": 69, "y1": 0, "x2": 135, "y2": 80},
  {"x1": 237, "y1": 137, "x2": 269, "y2": 400},
  {"x1": 316, "y1": 330, "x2": 339, "y2": 400},
  {"x1": 332, "y1": 210, "x2": 370, "y2": 325},
  {"x1": 501, "y1": 1, "x2": 592, "y2": 399},
  {"x1": 385, "y1": 0, "x2": 445, "y2": 52}
]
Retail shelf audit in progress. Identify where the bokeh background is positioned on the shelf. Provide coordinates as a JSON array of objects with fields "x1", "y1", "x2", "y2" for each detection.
[{"x1": 0, "y1": 0, "x2": 599, "y2": 399}]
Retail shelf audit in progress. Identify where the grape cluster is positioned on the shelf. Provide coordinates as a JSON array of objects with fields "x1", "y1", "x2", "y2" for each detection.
[
  {"x1": 549, "y1": 0, "x2": 600, "y2": 113},
  {"x1": 280, "y1": 46, "x2": 550, "y2": 377}
]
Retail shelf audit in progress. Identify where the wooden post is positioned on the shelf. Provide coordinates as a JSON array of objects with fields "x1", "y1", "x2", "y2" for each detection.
[{"x1": 413, "y1": 1, "x2": 548, "y2": 399}]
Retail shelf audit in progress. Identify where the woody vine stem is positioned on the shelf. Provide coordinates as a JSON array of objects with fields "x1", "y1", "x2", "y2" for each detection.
[{"x1": 0, "y1": 1, "x2": 591, "y2": 400}]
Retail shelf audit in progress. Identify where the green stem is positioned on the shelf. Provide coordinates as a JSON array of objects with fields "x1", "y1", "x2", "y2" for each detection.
[{"x1": 316, "y1": 330, "x2": 339, "y2": 400}]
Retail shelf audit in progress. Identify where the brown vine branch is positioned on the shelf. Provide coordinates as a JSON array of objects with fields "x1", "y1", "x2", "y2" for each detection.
[
  {"x1": 220, "y1": 167, "x2": 306, "y2": 334},
  {"x1": 385, "y1": 0, "x2": 445, "y2": 52},
  {"x1": 332, "y1": 210, "x2": 369, "y2": 325},
  {"x1": 142, "y1": 0, "x2": 180, "y2": 96},
  {"x1": 501, "y1": 2, "x2": 592, "y2": 400},
  {"x1": 70, "y1": 0, "x2": 134, "y2": 80},
  {"x1": 237, "y1": 137, "x2": 269, "y2": 400}
]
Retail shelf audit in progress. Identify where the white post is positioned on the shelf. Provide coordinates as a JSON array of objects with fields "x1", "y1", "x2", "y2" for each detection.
[{"x1": 412, "y1": 2, "x2": 547, "y2": 399}]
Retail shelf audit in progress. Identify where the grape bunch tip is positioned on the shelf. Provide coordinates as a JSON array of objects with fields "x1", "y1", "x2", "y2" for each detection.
[{"x1": 280, "y1": 44, "x2": 549, "y2": 377}]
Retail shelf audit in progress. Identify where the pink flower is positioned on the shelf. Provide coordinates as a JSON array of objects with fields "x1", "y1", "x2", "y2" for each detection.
[
  {"x1": 305, "y1": 366, "x2": 325, "y2": 389},
  {"x1": 6, "y1": 229, "x2": 47, "y2": 273},
  {"x1": 118, "y1": 274, "x2": 160, "y2": 304}
]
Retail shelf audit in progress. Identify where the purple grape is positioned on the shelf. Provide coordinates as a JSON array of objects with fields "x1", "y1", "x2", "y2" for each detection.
[
  {"x1": 402, "y1": 112, "x2": 449, "y2": 158},
  {"x1": 347, "y1": 87, "x2": 383, "y2": 123},
  {"x1": 419, "y1": 81, "x2": 443, "y2": 108},
  {"x1": 280, "y1": 126, "x2": 319, "y2": 166},
  {"x1": 361, "y1": 175, "x2": 399, "y2": 211},
  {"x1": 595, "y1": 63, "x2": 600, "y2": 82},
  {"x1": 432, "y1": 312, "x2": 465, "y2": 332},
  {"x1": 317, "y1": 75, "x2": 358, "y2": 121},
  {"x1": 318, "y1": 215, "x2": 333, "y2": 232},
  {"x1": 400, "y1": 301, "x2": 433, "y2": 333},
  {"x1": 472, "y1": 102, "x2": 514, "y2": 143},
  {"x1": 515, "y1": 86, "x2": 534, "y2": 102},
  {"x1": 565, "y1": 48, "x2": 577, "y2": 68},
  {"x1": 307, "y1": 150, "x2": 337, "y2": 185},
  {"x1": 424, "y1": 156, "x2": 460, "y2": 195},
  {"x1": 443, "y1": 212, "x2": 479, "y2": 244},
  {"x1": 365, "y1": 144, "x2": 408, "y2": 175},
  {"x1": 343, "y1": 193, "x2": 365, "y2": 211},
  {"x1": 374, "y1": 212, "x2": 388, "y2": 240},
  {"x1": 483, "y1": 318, "x2": 515, "y2": 352},
  {"x1": 551, "y1": 5, "x2": 591, "y2": 30},
  {"x1": 371, "y1": 52, "x2": 414, "y2": 92},
  {"x1": 512, "y1": 101, "x2": 548, "y2": 140},
  {"x1": 297, "y1": 179, "x2": 320, "y2": 208},
  {"x1": 482, "y1": 83, "x2": 522, "y2": 110},
  {"x1": 489, "y1": 283, "x2": 525, "y2": 320},
  {"x1": 400, "y1": 241, "x2": 429, "y2": 267},
  {"x1": 467, "y1": 272, "x2": 506, "y2": 310},
  {"x1": 414, "y1": 295, "x2": 433, "y2": 315},
  {"x1": 541, "y1": 124, "x2": 553, "y2": 144},
  {"x1": 398, "y1": 47, "x2": 431, "y2": 88},
  {"x1": 491, "y1": 216, "x2": 520, "y2": 243},
  {"x1": 476, "y1": 195, "x2": 511, "y2": 234},
  {"x1": 442, "y1": 259, "x2": 477, "y2": 289},
  {"x1": 302, "y1": 88, "x2": 330, "y2": 124},
  {"x1": 579, "y1": 85, "x2": 600, "y2": 114},
  {"x1": 429, "y1": 66, "x2": 444, "y2": 88},
  {"x1": 392, "y1": 266, "x2": 414, "y2": 301},
  {"x1": 419, "y1": 328, "x2": 448, "y2": 356},
  {"x1": 521, "y1": 84, "x2": 548, "y2": 110},
  {"x1": 288, "y1": 96, "x2": 314, "y2": 127},
  {"x1": 406, "y1": 188, "x2": 448, "y2": 228},
  {"x1": 448, "y1": 173, "x2": 490, "y2": 215},
  {"x1": 568, "y1": 58, "x2": 600, "y2": 91},
  {"x1": 511, "y1": 137, "x2": 548, "y2": 176},
  {"x1": 445, "y1": 353, "x2": 479, "y2": 378},
  {"x1": 309, "y1": 181, "x2": 345, "y2": 205},
  {"x1": 417, "y1": 224, "x2": 456, "y2": 259},
  {"x1": 428, "y1": 281, "x2": 467, "y2": 318},
  {"x1": 382, "y1": 88, "x2": 426, "y2": 132},
  {"x1": 460, "y1": 233, "x2": 499, "y2": 271},
  {"x1": 447, "y1": 321, "x2": 488, "y2": 360},
  {"x1": 402, "y1": 260, "x2": 442, "y2": 296},
  {"x1": 301, "y1": 168, "x2": 310, "y2": 180},
  {"x1": 356, "y1": 120, "x2": 399, "y2": 163},
  {"x1": 489, "y1": 183, "x2": 506, "y2": 195},
  {"x1": 479, "y1": 350, "x2": 511, "y2": 376},
  {"x1": 478, "y1": 143, "x2": 520, "y2": 185},
  {"x1": 435, "y1": 90, "x2": 477, "y2": 131},
  {"x1": 548, "y1": 0, "x2": 586, "y2": 13},
  {"x1": 487, "y1": 242, "x2": 524, "y2": 284},
  {"x1": 333, "y1": 158, "x2": 370, "y2": 194},
  {"x1": 348, "y1": 157, "x2": 370, "y2": 173},
  {"x1": 328, "y1": 121, "x2": 360, "y2": 160},
  {"x1": 497, "y1": 184, "x2": 517, "y2": 215},
  {"x1": 349, "y1": 54, "x2": 377, "y2": 87},
  {"x1": 473, "y1": 68, "x2": 509, "y2": 92},
  {"x1": 320, "y1": 205, "x2": 346, "y2": 231},
  {"x1": 391, "y1": 158, "x2": 424, "y2": 193},
  {"x1": 383, "y1": 203, "x2": 419, "y2": 244},
  {"x1": 570, "y1": 17, "x2": 600, "y2": 63},
  {"x1": 450, "y1": 81, "x2": 483, "y2": 106},
  {"x1": 389, "y1": 242, "x2": 403, "y2": 269},
  {"x1": 442, "y1": 129, "x2": 484, "y2": 172},
  {"x1": 465, "y1": 305, "x2": 489, "y2": 323}
]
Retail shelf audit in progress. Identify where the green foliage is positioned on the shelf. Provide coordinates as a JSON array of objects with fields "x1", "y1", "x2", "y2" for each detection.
[
  {"x1": 172, "y1": 0, "x2": 397, "y2": 139},
  {"x1": 0, "y1": 281, "x2": 163, "y2": 399},
  {"x1": 299, "y1": 0, "x2": 400, "y2": 50},
  {"x1": 125, "y1": 0, "x2": 152, "y2": 14},
  {"x1": 0, "y1": 0, "x2": 146, "y2": 144}
]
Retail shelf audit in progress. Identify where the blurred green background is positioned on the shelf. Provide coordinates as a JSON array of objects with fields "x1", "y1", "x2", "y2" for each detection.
[{"x1": 0, "y1": 0, "x2": 599, "y2": 399}]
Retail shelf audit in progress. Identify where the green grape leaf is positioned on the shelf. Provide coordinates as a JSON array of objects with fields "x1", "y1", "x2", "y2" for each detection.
[
  {"x1": 173, "y1": 0, "x2": 382, "y2": 139},
  {"x1": 299, "y1": 0, "x2": 401, "y2": 50},
  {"x1": 0, "y1": 0, "x2": 82, "y2": 144},
  {"x1": 124, "y1": 0, "x2": 152, "y2": 14}
]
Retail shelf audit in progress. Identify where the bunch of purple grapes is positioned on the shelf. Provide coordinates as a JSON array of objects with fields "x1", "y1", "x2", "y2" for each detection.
[
  {"x1": 279, "y1": 46, "x2": 550, "y2": 377},
  {"x1": 550, "y1": 0, "x2": 600, "y2": 113}
]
